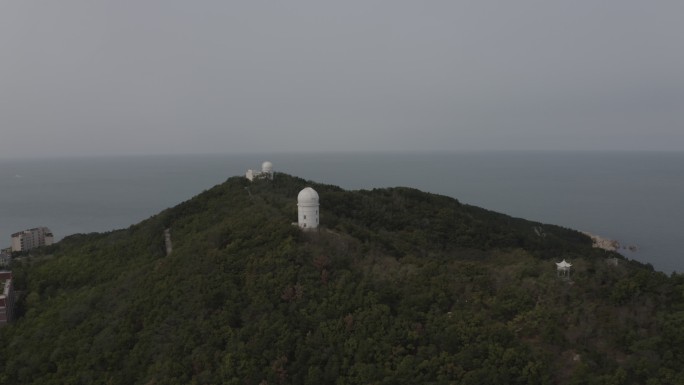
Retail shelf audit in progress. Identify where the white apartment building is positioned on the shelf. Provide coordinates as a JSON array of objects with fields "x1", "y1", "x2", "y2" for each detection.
[{"x1": 11, "y1": 227, "x2": 54, "y2": 252}]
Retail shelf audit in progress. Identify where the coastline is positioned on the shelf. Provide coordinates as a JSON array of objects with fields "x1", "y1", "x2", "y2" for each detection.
[
  {"x1": 582, "y1": 231, "x2": 619, "y2": 251},
  {"x1": 582, "y1": 231, "x2": 638, "y2": 253},
  {"x1": 1, "y1": 152, "x2": 679, "y2": 272}
]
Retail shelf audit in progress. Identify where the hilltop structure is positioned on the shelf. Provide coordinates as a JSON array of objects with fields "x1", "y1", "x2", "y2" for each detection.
[
  {"x1": 11, "y1": 227, "x2": 54, "y2": 252},
  {"x1": 0, "y1": 271, "x2": 14, "y2": 325},
  {"x1": 297, "y1": 187, "x2": 319, "y2": 230},
  {"x1": 246, "y1": 161, "x2": 274, "y2": 181}
]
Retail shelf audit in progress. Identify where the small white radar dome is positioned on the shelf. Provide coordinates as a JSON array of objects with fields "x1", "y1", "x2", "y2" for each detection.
[{"x1": 262, "y1": 161, "x2": 273, "y2": 173}]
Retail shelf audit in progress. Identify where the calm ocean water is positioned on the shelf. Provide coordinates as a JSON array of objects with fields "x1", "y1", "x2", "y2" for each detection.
[{"x1": 1, "y1": 152, "x2": 682, "y2": 273}]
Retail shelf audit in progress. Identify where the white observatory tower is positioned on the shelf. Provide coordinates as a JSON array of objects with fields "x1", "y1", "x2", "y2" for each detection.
[
  {"x1": 262, "y1": 161, "x2": 274, "y2": 180},
  {"x1": 297, "y1": 187, "x2": 319, "y2": 230}
]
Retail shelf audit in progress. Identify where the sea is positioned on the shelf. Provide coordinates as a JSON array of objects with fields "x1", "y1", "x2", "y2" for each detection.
[{"x1": 1, "y1": 151, "x2": 682, "y2": 274}]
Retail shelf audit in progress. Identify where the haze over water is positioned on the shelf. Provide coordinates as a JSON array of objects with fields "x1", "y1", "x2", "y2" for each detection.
[{"x1": 1, "y1": 151, "x2": 682, "y2": 274}]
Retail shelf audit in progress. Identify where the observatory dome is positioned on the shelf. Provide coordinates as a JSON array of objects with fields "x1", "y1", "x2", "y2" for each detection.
[
  {"x1": 297, "y1": 187, "x2": 319, "y2": 206},
  {"x1": 262, "y1": 161, "x2": 273, "y2": 173}
]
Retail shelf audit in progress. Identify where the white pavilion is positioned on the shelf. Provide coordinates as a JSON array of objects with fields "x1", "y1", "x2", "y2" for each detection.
[{"x1": 556, "y1": 259, "x2": 572, "y2": 278}]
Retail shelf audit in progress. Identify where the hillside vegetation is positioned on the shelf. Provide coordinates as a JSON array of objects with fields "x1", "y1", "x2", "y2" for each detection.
[{"x1": 2, "y1": 174, "x2": 683, "y2": 384}]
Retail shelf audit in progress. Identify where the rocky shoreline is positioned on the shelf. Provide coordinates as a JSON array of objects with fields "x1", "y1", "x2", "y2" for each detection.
[{"x1": 582, "y1": 231, "x2": 638, "y2": 253}]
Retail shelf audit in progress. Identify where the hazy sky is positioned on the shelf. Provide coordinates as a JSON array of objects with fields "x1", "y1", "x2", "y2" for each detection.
[{"x1": 2, "y1": 1, "x2": 683, "y2": 157}]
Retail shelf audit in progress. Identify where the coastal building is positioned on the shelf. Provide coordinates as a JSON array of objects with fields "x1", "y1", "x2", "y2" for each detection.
[
  {"x1": 246, "y1": 161, "x2": 275, "y2": 181},
  {"x1": 11, "y1": 227, "x2": 54, "y2": 252},
  {"x1": 297, "y1": 187, "x2": 319, "y2": 230},
  {"x1": 0, "y1": 271, "x2": 15, "y2": 325}
]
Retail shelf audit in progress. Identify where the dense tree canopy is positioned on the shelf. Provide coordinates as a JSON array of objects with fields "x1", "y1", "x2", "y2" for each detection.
[{"x1": 1, "y1": 174, "x2": 682, "y2": 384}]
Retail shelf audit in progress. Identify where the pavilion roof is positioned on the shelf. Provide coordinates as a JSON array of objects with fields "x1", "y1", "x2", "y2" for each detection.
[{"x1": 556, "y1": 259, "x2": 572, "y2": 268}]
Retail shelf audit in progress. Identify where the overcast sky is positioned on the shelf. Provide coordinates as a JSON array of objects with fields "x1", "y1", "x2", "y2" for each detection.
[{"x1": 1, "y1": 1, "x2": 683, "y2": 157}]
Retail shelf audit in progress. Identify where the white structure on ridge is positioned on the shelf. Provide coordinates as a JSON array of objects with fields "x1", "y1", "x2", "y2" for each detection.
[
  {"x1": 261, "y1": 161, "x2": 273, "y2": 176},
  {"x1": 246, "y1": 161, "x2": 274, "y2": 181},
  {"x1": 556, "y1": 259, "x2": 572, "y2": 278},
  {"x1": 297, "y1": 187, "x2": 319, "y2": 230}
]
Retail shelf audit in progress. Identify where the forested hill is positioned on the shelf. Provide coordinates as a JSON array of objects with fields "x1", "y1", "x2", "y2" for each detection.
[{"x1": 2, "y1": 174, "x2": 684, "y2": 384}]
